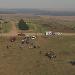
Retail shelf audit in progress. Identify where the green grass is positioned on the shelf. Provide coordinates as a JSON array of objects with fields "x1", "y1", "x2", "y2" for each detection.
[
  {"x1": 0, "y1": 22, "x2": 12, "y2": 33},
  {"x1": 27, "y1": 22, "x2": 49, "y2": 33},
  {"x1": 0, "y1": 36, "x2": 75, "y2": 75}
]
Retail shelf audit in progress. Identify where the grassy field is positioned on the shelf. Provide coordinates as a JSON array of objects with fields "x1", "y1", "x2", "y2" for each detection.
[
  {"x1": 1, "y1": 16, "x2": 75, "y2": 33},
  {"x1": 31, "y1": 17, "x2": 75, "y2": 33},
  {"x1": 0, "y1": 21, "x2": 12, "y2": 33},
  {"x1": 0, "y1": 36, "x2": 75, "y2": 75},
  {"x1": 1, "y1": 15, "x2": 75, "y2": 75},
  {"x1": 21, "y1": 16, "x2": 75, "y2": 33}
]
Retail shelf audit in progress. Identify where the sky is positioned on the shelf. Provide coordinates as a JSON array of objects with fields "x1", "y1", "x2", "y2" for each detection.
[{"x1": 0, "y1": 0, "x2": 75, "y2": 11}]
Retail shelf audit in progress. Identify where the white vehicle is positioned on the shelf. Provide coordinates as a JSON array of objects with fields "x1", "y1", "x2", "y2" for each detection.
[
  {"x1": 45, "y1": 31, "x2": 53, "y2": 36},
  {"x1": 31, "y1": 36, "x2": 36, "y2": 39}
]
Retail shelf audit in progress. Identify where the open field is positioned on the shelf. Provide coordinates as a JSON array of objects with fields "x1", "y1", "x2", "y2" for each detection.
[
  {"x1": 1, "y1": 15, "x2": 75, "y2": 75},
  {"x1": 0, "y1": 21, "x2": 12, "y2": 33},
  {"x1": 31, "y1": 16, "x2": 75, "y2": 33},
  {"x1": 0, "y1": 36, "x2": 75, "y2": 75},
  {"x1": 21, "y1": 16, "x2": 75, "y2": 33},
  {"x1": 1, "y1": 15, "x2": 75, "y2": 34}
]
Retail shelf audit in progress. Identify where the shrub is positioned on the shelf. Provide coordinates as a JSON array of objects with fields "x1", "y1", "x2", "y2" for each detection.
[{"x1": 18, "y1": 19, "x2": 29, "y2": 30}]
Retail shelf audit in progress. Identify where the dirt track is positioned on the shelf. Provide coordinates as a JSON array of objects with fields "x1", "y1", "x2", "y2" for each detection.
[
  {"x1": 62, "y1": 33, "x2": 75, "y2": 36},
  {"x1": 1, "y1": 32, "x2": 75, "y2": 37}
]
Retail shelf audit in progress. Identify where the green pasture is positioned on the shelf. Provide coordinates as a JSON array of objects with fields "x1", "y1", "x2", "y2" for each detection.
[{"x1": 0, "y1": 21, "x2": 12, "y2": 33}]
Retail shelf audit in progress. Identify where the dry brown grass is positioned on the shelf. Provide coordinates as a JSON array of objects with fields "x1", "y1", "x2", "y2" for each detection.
[{"x1": 0, "y1": 36, "x2": 75, "y2": 75}]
